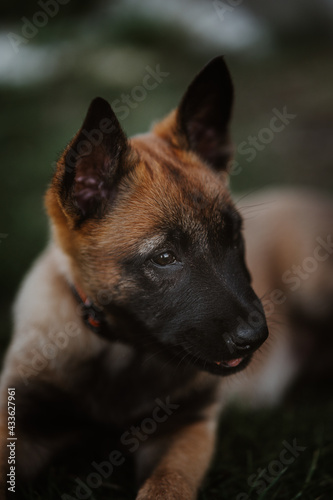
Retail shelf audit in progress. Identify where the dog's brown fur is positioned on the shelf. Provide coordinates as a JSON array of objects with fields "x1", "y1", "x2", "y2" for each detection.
[{"x1": 0, "y1": 57, "x2": 332, "y2": 500}]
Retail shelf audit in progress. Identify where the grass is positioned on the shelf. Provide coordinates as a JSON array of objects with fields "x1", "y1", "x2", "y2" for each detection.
[
  {"x1": 15, "y1": 377, "x2": 333, "y2": 499},
  {"x1": 203, "y1": 379, "x2": 333, "y2": 500},
  {"x1": 1, "y1": 6, "x2": 333, "y2": 500}
]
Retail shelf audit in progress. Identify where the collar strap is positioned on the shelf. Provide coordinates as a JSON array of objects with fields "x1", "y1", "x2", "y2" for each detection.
[{"x1": 72, "y1": 284, "x2": 106, "y2": 334}]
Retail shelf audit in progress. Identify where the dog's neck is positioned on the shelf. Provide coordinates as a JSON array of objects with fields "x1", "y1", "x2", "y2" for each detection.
[
  {"x1": 50, "y1": 242, "x2": 118, "y2": 341},
  {"x1": 70, "y1": 282, "x2": 129, "y2": 345},
  {"x1": 71, "y1": 283, "x2": 105, "y2": 333}
]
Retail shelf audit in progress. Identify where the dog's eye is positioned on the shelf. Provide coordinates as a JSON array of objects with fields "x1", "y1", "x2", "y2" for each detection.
[{"x1": 152, "y1": 251, "x2": 177, "y2": 266}]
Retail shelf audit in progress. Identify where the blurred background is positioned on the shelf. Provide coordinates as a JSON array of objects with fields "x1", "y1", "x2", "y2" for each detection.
[{"x1": 1, "y1": 1, "x2": 333, "y2": 498}]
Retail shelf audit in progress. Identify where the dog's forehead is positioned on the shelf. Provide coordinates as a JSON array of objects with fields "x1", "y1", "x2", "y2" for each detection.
[
  {"x1": 101, "y1": 133, "x2": 237, "y2": 254},
  {"x1": 128, "y1": 133, "x2": 232, "y2": 212}
]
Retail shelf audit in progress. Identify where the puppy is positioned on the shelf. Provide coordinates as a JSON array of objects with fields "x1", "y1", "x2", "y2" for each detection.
[{"x1": 5, "y1": 58, "x2": 329, "y2": 500}]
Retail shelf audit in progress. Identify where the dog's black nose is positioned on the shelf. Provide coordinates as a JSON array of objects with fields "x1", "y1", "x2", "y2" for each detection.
[{"x1": 227, "y1": 324, "x2": 268, "y2": 356}]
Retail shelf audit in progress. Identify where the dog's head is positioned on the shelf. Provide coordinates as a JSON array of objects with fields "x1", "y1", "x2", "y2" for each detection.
[{"x1": 46, "y1": 57, "x2": 268, "y2": 376}]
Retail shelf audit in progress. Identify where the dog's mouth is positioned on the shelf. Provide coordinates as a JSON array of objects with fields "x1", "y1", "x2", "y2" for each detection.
[
  {"x1": 192, "y1": 354, "x2": 251, "y2": 376},
  {"x1": 98, "y1": 310, "x2": 253, "y2": 376},
  {"x1": 215, "y1": 358, "x2": 244, "y2": 368},
  {"x1": 178, "y1": 345, "x2": 252, "y2": 376}
]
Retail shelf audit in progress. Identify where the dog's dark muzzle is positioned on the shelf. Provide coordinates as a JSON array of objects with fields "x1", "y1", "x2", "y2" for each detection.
[
  {"x1": 184, "y1": 311, "x2": 268, "y2": 376},
  {"x1": 223, "y1": 321, "x2": 268, "y2": 358},
  {"x1": 216, "y1": 292, "x2": 268, "y2": 359},
  {"x1": 180, "y1": 280, "x2": 269, "y2": 376}
]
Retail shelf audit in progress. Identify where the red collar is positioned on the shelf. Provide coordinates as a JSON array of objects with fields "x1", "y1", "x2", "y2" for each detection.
[{"x1": 72, "y1": 284, "x2": 104, "y2": 332}]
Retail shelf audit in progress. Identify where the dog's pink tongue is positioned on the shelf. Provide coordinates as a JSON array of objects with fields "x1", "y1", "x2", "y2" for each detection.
[{"x1": 215, "y1": 358, "x2": 243, "y2": 368}]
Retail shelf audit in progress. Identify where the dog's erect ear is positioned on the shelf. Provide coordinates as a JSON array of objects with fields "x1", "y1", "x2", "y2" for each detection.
[
  {"x1": 55, "y1": 97, "x2": 130, "y2": 223},
  {"x1": 155, "y1": 57, "x2": 234, "y2": 170},
  {"x1": 178, "y1": 56, "x2": 234, "y2": 169}
]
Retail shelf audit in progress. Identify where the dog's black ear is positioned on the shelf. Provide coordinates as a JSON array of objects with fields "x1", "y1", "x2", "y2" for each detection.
[
  {"x1": 177, "y1": 56, "x2": 234, "y2": 170},
  {"x1": 57, "y1": 97, "x2": 130, "y2": 223}
]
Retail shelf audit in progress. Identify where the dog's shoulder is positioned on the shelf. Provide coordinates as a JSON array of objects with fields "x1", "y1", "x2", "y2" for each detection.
[{"x1": 4, "y1": 244, "x2": 106, "y2": 388}]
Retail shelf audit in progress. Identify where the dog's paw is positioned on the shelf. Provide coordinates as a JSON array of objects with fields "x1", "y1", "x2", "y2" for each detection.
[{"x1": 136, "y1": 471, "x2": 195, "y2": 500}]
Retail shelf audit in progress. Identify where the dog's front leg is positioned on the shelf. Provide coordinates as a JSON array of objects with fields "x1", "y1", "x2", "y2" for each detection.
[{"x1": 136, "y1": 417, "x2": 217, "y2": 500}]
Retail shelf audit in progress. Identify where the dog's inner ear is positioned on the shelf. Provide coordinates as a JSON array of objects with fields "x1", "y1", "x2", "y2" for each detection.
[
  {"x1": 60, "y1": 97, "x2": 129, "y2": 221},
  {"x1": 177, "y1": 56, "x2": 234, "y2": 170}
]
